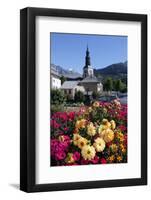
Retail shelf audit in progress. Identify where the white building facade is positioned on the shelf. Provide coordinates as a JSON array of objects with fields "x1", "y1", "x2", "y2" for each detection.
[{"x1": 51, "y1": 66, "x2": 61, "y2": 89}]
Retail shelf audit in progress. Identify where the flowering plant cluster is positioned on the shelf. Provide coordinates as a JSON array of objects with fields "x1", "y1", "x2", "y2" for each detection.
[{"x1": 51, "y1": 100, "x2": 127, "y2": 166}]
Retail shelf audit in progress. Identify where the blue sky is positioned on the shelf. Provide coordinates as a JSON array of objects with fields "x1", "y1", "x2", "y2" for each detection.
[{"x1": 50, "y1": 33, "x2": 127, "y2": 74}]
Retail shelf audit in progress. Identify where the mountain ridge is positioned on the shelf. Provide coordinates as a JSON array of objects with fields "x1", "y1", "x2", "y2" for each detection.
[
  {"x1": 94, "y1": 61, "x2": 127, "y2": 75},
  {"x1": 51, "y1": 61, "x2": 127, "y2": 81}
]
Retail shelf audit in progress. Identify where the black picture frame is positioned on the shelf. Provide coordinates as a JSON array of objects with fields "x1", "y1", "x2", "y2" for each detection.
[{"x1": 20, "y1": 7, "x2": 147, "y2": 192}]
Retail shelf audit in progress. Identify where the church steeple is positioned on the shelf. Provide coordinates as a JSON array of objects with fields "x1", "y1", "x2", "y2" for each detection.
[
  {"x1": 83, "y1": 46, "x2": 94, "y2": 78},
  {"x1": 85, "y1": 45, "x2": 91, "y2": 66}
]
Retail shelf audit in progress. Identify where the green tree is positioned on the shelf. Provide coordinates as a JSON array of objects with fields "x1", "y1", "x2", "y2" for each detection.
[
  {"x1": 113, "y1": 79, "x2": 117, "y2": 91},
  {"x1": 103, "y1": 77, "x2": 113, "y2": 93},
  {"x1": 120, "y1": 82, "x2": 127, "y2": 93},
  {"x1": 115, "y1": 79, "x2": 122, "y2": 94},
  {"x1": 51, "y1": 89, "x2": 66, "y2": 105},
  {"x1": 92, "y1": 91, "x2": 100, "y2": 100},
  {"x1": 60, "y1": 76, "x2": 66, "y2": 85},
  {"x1": 74, "y1": 91, "x2": 85, "y2": 103}
]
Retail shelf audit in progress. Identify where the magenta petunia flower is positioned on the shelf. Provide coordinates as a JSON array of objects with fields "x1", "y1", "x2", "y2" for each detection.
[
  {"x1": 73, "y1": 152, "x2": 80, "y2": 161},
  {"x1": 91, "y1": 156, "x2": 99, "y2": 164},
  {"x1": 100, "y1": 158, "x2": 107, "y2": 164},
  {"x1": 55, "y1": 151, "x2": 66, "y2": 160},
  {"x1": 80, "y1": 159, "x2": 89, "y2": 165}
]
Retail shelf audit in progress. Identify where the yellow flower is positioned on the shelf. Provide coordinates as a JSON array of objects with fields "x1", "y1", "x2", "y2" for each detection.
[
  {"x1": 93, "y1": 137, "x2": 106, "y2": 152},
  {"x1": 65, "y1": 153, "x2": 75, "y2": 164},
  {"x1": 81, "y1": 145, "x2": 96, "y2": 160},
  {"x1": 88, "y1": 107, "x2": 93, "y2": 112},
  {"x1": 120, "y1": 143, "x2": 124, "y2": 149},
  {"x1": 103, "y1": 108, "x2": 107, "y2": 113},
  {"x1": 73, "y1": 128, "x2": 79, "y2": 134},
  {"x1": 102, "y1": 119, "x2": 111, "y2": 129},
  {"x1": 117, "y1": 155, "x2": 122, "y2": 162},
  {"x1": 87, "y1": 122, "x2": 96, "y2": 136},
  {"x1": 108, "y1": 155, "x2": 115, "y2": 162},
  {"x1": 93, "y1": 101, "x2": 100, "y2": 107},
  {"x1": 103, "y1": 128, "x2": 114, "y2": 143},
  {"x1": 102, "y1": 119, "x2": 108, "y2": 125},
  {"x1": 116, "y1": 132, "x2": 124, "y2": 142},
  {"x1": 110, "y1": 120, "x2": 116, "y2": 130},
  {"x1": 120, "y1": 144, "x2": 126, "y2": 153},
  {"x1": 110, "y1": 144, "x2": 118, "y2": 152},
  {"x1": 121, "y1": 147, "x2": 126, "y2": 154},
  {"x1": 98, "y1": 125, "x2": 104, "y2": 135},
  {"x1": 73, "y1": 134, "x2": 81, "y2": 146},
  {"x1": 113, "y1": 99, "x2": 121, "y2": 107},
  {"x1": 58, "y1": 135, "x2": 65, "y2": 142},
  {"x1": 77, "y1": 137, "x2": 88, "y2": 149},
  {"x1": 75, "y1": 119, "x2": 86, "y2": 129}
]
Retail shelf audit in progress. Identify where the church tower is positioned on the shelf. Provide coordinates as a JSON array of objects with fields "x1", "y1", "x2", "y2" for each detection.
[{"x1": 83, "y1": 46, "x2": 94, "y2": 78}]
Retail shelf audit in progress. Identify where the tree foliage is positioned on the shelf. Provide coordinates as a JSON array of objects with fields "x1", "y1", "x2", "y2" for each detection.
[
  {"x1": 92, "y1": 91, "x2": 100, "y2": 100},
  {"x1": 103, "y1": 77, "x2": 113, "y2": 92},
  {"x1": 51, "y1": 89, "x2": 66, "y2": 105},
  {"x1": 113, "y1": 79, "x2": 127, "y2": 93},
  {"x1": 60, "y1": 76, "x2": 67, "y2": 85},
  {"x1": 74, "y1": 91, "x2": 85, "y2": 103}
]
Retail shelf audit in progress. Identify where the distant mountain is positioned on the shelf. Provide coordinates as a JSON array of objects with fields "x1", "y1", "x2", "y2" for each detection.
[
  {"x1": 95, "y1": 61, "x2": 127, "y2": 75},
  {"x1": 51, "y1": 64, "x2": 82, "y2": 80},
  {"x1": 94, "y1": 61, "x2": 127, "y2": 83},
  {"x1": 51, "y1": 64, "x2": 68, "y2": 74},
  {"x1": 51, "y1": 61, "x2": 127, "y2": 82}
]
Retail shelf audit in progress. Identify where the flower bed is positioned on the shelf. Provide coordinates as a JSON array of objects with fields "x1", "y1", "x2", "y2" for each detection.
[{"x1": 51, "y1": 100, "x2": 127, "y2": 166}]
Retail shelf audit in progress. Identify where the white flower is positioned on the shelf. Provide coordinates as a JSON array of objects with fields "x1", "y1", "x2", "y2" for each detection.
[
  {"x1": 98, "y1": 125, "x2": 105, "y2": 135},
  {"x1": 73, "y1": 134, "x2": 81, "y2": 146},
  {"x1": 87, "y1": 122, "x2": 96, "y2": 136},
  {"x1": 77, "y1": 137, "x2": 88, "y2": 149},
  {"x1": 81, "y1": 145, "x2": 96, "y2": 160},
  {"x1": 93, "y1": 137, "x2": 106, "y2": 152}
]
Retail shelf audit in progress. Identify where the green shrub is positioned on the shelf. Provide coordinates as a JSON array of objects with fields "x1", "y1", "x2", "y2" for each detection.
[
  {"x1": 51, "y1": 89, "x2": 66, "y2": 105},
  {"x1": 74, "y1": 91, "x2": 85, "y2": 103}
]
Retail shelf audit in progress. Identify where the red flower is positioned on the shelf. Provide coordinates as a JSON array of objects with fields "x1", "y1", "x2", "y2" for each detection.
[
  {"x1": 73, "y1": 152, "x2": 80, "y2": 161},
  {"x1": 106, "y1": 141, "x2": 112, "y2": 147},
  {"x1": 100, "y1": 158, "x2": 107, "y2": 164},
  {"x1": 81, "y1": 159, "x2": 89, "y2": 165},
  {"x1": 64, "y1": 127, "x2": 69, "y2": 131},
  {"x1": 91, "y1": 156, "x2": 99, "y2": 164},
  {"x1": 51, "y1": 120, "x2": 60, "y2": 129},
  {"x1": 118, "y1": 125, "x2": 126, "y2": 132},
  {"x1": 124, "y1": 134, "x2": 127, "y2": 145},
  {"x1": 68, "y1": 112, "x2": 75, "y2": 120}
]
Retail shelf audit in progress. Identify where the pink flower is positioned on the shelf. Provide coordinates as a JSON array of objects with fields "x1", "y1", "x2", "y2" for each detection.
[
  {"x1": 100, "y1": 158, "x2": 107, "y2": 164},
  {"x1": 118, "y1": 125, "x2": 126, "y2": 132},
  {"x1": 81, "y1": 159, "x2": 89, "y2": 165},
  {"x1": 51, "y1": 120, "x2": 60, "y2": 129},
  {"x1": 65, "y1": 163, "x2": 78, "y2": 166},
  {"x1": 90, "y1": 156, "x2": 99, "y2": 164},
  {"x1": 124, "y1": 134, "x2": 127, "y2": 145},
  {"x1": 68, "y1": 112, "x2": 75, "y2": 120},
  {"x1": 55, "y1": 152, "x2": 66, "y2": 160},
  {"x1": 73, "y1": 152, "x2": 80, "y2": 161},
  {"x1": 51, "y1": 136, "x2": 70, "y2": 161},
  {"x1": 64, "y1": 127, "x2": 69, "y2": 131}
]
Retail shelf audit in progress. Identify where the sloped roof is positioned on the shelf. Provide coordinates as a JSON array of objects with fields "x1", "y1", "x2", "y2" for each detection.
[
  {"x1": 80, "y1": 76, "x2": 101, "y2": 83},
  {"x1": 61, "y1": 81, "x2": 79, "y2": 89}
]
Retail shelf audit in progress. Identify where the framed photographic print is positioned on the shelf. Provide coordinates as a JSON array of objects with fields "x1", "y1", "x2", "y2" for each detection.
[{"x1": 20, "y1": 7, "x2": 147, "y2": 192}]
